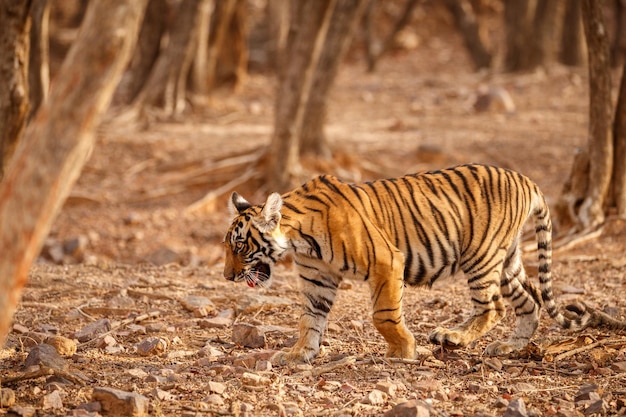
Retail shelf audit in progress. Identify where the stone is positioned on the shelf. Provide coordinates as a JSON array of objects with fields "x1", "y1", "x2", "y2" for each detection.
[
  {"x1": 232, "y1": 323, "x2": 266, "y2": 348},
  {"x1": 24, "y1": 344, "x2": 67, "y2": 371},
  {"x1": 73, "y1": 319, "x2": 111, "y2": 343},
  {"x1": 42, "y1": 390, "x2": 63, "y2": 410},
  {"x1": 198, "y1": 316, "x2": 232, "y2": 328},
  {"x1": 584, "y1": 399, "x2": 608, "y2": 415},
  {"x1": 1, "y1": 388, "x2": 16, "y2": 407},
  {"x1": 92, "y1": 387, "x2": 149, "y2": 417},
  {"x1": 208, "y1": 381, "x2": 226, "y2": 395},
  {"x1": 384, "y1": 399, "x2": 432, "y2": 417},
  {"x1": 136, "y1": 337, "x2": 168, "y2": 356},
  {"x1": 63, "y1": 236, "x2": 88, "y2": 260},
  {"x1": 203, "y1": 394, "x2": 224, "y2": 406},
  {"x1": 503, "y1": 398, "x2": 529, "y2": 417},
  {"x1": 362, "y1": 389, "x2": 387, "y2": 405},
  {"x1": 376, "y1": 381, "x2": 398, "y2": 397},
  {"x1": 6, "y1": 405, "x2": 36, "y2": 417},
  {"x1": 44, "y1": 335, "x2": 77, "y2": 357},
  {"x1": 180, "y1": 295, "x2": 215, "y2": 317},
  {"x1": 575, "y1": 384, "x2": 599, "y2": 403},
  {"x1": 145, "y1": 246, "x2": 181, "y2": 266},
  {"x1": 241, "y1": 372, "x2": 271, "y2": 387}
]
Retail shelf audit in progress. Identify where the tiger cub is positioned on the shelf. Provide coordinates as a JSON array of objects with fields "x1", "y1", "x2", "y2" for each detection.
[{"x1": 223, "y1": 164, "x2": 624, "y2": 363}]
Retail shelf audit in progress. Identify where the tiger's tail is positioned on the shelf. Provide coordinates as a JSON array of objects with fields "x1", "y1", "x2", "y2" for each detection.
[{"x1": 533, "y1": 188, "x2": 626, "y2": 331}]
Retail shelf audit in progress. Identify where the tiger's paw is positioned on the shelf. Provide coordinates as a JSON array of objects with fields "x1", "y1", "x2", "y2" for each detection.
[
  {"x1": 270, "y1": 346, "x2": 317, "y2": 366},
  {"x1": 428, "y1": 327, "x2": 470, "y2": 350},
  {"x1": 484, "y1": 339, "x2": 528, "y2": 356},
  {"x1": 385, "y1": 338, "x2": 417, "y2": 360}
]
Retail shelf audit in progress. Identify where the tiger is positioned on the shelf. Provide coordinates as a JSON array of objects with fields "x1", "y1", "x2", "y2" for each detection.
[{"x1": 223, "y1": 164, "x2": 626, "y2": 364}]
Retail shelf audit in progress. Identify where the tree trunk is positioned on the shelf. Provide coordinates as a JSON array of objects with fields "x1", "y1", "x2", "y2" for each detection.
[
  {"x1": 0, "y1": 0, "x2": 146, "y2": 347},
  {"x1": 444, "y1": 0, "x2": 492, "y2": 70},
  {"x1": 612, "y1": 0, "x2": 626, "y2": 67},
  {"x1": 503, "y1": 0, "x2": 533, "y2": 71},
  {"x1": 0, "y1": 1, "x2": 32, "y2": 181},
  {"x1": 267, "y1": 0, "x2": 336, "y2": 192},
  {"x1": 113, "y1": 0, "x2": 167, "y2": 105},
  {"x1": 612, "y1": 62, "x2": 626, "y2": 215},
  {"x1": 578, "y1": 0, "x2": 613, "y2": 228},
  {"x1": 560, "y1": 0, "x2": 586, "y2": 66},
  {"x1": 266, "y1": 0, "x2": 290, "y2": 73},
  {"x1": 28, "y1": 0, "x2": 50, "y2": 121},
  {"x1": 190, "y1": 0, "x2": 215, "y2": 97},
  {"x1": 528, "y1": 0, "x2": 563, "y2": 68},
  {"x1": 132, "y1": 0, "x2": 201, "y2": 116},
  {"x1": 300, "y1": 0, "x2": 365, "y2": 159}
]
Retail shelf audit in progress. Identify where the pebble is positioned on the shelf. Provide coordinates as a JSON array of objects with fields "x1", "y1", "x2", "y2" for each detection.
[
  {"x1": 376, "y1": 381, "x2": 398, "y2": 397},
  {"x1": 362, "y1": 389, "x2": 387, "y2": 405},
  {"x1": 241, "y1": 372, "x2": 271, "y2": 387},
  {"x1": 6, "y1": 405, "x2": 36, "y2": 417},
  {"x1": 503, "y1": 398, "x2": 528, "y2": 417},
  {"x1": 203, "y1": 394, "x2": 224, "y2": 406},
  {"x1": 384, "y1": 399, "x2": 432, "y2": 417},
  {"x1": 73, "y1": 319, "x2": 111, "y2": 342},
  {"x1": 145, "y1": 246, "x2": 181, "y2": 266},
  {"x1": 231, "y1": 323, "x2": 266, "y2": 348},
  {"x1": 208, "y1": 381, "x2": 226, "y2": 395},
  {"x1": 41, "y1": 390, "x2": 63, "y2": 410},
  {"x1": 180, "y1": 295, "x2": 215, "y2": 317},
  {"x1": 92, "y1": 387, "x2": 149, "y2": 417},
  {"x1": 136, "y1": 337, "x2": 168, "y2": 356},
  {"x1": 24, "y1": 344, "x2": 67, "y2": 372},
  {"x1": 1, "y1": 388, "x2": 16, "y2": 407}
]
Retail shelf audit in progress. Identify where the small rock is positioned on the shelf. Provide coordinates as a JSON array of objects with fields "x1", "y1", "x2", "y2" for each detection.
[
  {"x1": 1, "y1": 388, "x2": 16, "y2": 407},
  {"x1": 575, "y1": 384, "x2": 599, "y2": 403},
  {"x1": 584, "y1": 399, "x2": 608, "y2": 415},
  {"x1": 208, "y1": 381, "x2": 226, "y2": 395},
  {"x1": 44, "y1": 335, "x2": 77, "y2": 356},
  {"x1": 24, "y1": 344, "x2": 67, "y2": 371},
  {"x1": 73, "y1": 318, "x2": 111, "y2": 342},
  {"x1": 180, "y1": 295, "x2": 215, "y2": 318},
  {"x1": 153, "y1": 388, "x2": 177, "y2": 401},
  {"x1": 378, "y1": 381, "x2": 399, "y2": 397},
  {"x1": 341, "y1": 382, "x2": 357, "y2": 393},
  {"x1": 76, "y1": 402, "x2": 102, "y2": 413},
  {"x1": 484, "y1": 357, "x2": 503, "y2": 371},
  {"x1": 241, "y1": 372, "x2": 271, "y2": 387},
  {"x1": 12, "y1": 324, "x2": 29, "y2": 334},
  {"x1": 126, "y1": 368, "x2": 149, "y2": 379},
  {"x1": 255, "y1": 360, "x2": 272, "y2": 372},
  {"x1": 198, "y1": 316, "x2": 232, "y2": 328},
  {"x1": 232, "y1": 323, "x2": 266, "y2": 348},
  {"x1": 362, "y1": 389, "x2": 387, "y2": 405},
  {"x1": 136, "y1": 337, "x2": 168, "y2": 356},
  {"x1": 384, "y1": 399, "x2": 432, "y2": 417},
  {"x1": 146, "y1": 246, "x2": 181, "y2": 266},
  {"x1": 503, "y1": 398, "x2": 529, "y2": 417},
  {"x1": 42, "y1": 390, "x2": 63, "y2": 410},
  {"x1": 611, "y1": 361, "x2": 626, "y2": 372},
  {"x1": 63, "y1": 236, "x2": 88, "y2": 260},
  {"x1": 41, "y1": 238, "x2": 64, "y2": 264},
  {"x1": 203, "y1": 394, "x2": 224, "y2": 406},
  {"x1": 92, "y1": 387, "x2": 149, "y2": 417},
  {"x1": 412, "y1": 379, "x2": 443, "y2": 394},
  {"x1": 239, "y1": 294, "x2": 293, "y2": 313},
  {"x1": 282, "y1": 402, "x2": 303, "y2": 417},
  {"x1": 6, "y1": 405, "x2": 36, "y2": 417}
]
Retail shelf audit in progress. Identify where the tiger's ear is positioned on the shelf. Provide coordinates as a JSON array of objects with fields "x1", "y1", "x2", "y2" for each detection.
[
  {"x1": 255, "y1": 192, "x2": 282, "y2": 233},
  {"x1": 229, "y1": 192, "x2": 252, "y2": 216}
]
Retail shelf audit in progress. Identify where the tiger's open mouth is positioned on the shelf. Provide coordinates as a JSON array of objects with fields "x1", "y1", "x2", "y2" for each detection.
[{"x1": 246, "y1": 262, "x2": 271, "y2": 288}]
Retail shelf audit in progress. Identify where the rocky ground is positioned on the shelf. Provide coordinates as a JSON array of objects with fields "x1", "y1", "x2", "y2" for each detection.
[{"x1": 2, "y1": 26, "x2": 626, "y2": 417}]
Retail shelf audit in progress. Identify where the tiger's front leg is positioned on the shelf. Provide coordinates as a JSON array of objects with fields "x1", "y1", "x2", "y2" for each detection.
[
  {"x1": 272, "y1": 272, "x2": 338, "y2": 365},
  {"x1": 368, "y1": 260, "x2": 416, "y2": 360}
]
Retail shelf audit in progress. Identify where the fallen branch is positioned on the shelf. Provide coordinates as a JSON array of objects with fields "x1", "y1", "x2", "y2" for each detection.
[{"x1": 553, "y1": 337, "x2": 626, "y2": 362}]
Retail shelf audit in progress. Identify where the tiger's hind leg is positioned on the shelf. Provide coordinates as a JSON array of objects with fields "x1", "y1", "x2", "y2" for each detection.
[
  {"x1": 429, "y1": 253, "x2": 506, "y2": 349},
  {"x1": 485, "y1": 242, "x2": 541, "y2": 356}
]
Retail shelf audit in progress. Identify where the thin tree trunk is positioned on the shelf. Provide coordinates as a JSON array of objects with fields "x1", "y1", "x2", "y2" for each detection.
[
  {"x1": 266, "y1": 0, "x2": 290, "y2": 73},
  {"x1": 28, "y1": 0, "x2": 50, "y2": 120},
  {"x1": 268, "y1": 0, "x2": 336, "y2": 192},
  {"x1": 560, "y1": 0, "x2": 585, "y2": 66},
  {"x1": 191, "y1": 0, "x2": 214, "y2": 96},
  {"x1": 300, "y1": 0, "x2": 365, "y2": 158},
  {"x1": 579, "y1": 0, "x2": 613, "y2": 228},
  {"x1": 528, "y1": 0, "x2": 563, "y2": 68},
  {"x1": 0, "y1": 0, "x2": 146, "y2": 347},
  {"x1": 503, "y1": 0, "x2": 533, "y2": 71},
  {"x1": 0, "y1": 1, "x2": 32, "y2": 181},
  {"x1": 132, "y1": 0, "x2": 201, "y2": 116},
  {"x1": 612, "y1": 62, "x2": 626, "y2": 215},
  {"x1": 113, "y1": 0, "x2": 167, "y2": 105},
  {"x1": 612, "y1": 0, "x2": 626, "y2": 67},
  {"x1": 445, "y1": 0, "x2": 492, "y2": 70}
]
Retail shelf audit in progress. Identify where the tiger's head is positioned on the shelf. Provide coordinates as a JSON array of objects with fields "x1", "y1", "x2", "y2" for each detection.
[{"x1": 223, "y1": 191, "x2": 288, "y2": 288}]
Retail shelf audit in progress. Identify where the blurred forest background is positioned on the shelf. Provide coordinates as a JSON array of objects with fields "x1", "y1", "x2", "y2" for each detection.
[{"x1": 2, "y1": 0, "x2": 626, "y2": 345}]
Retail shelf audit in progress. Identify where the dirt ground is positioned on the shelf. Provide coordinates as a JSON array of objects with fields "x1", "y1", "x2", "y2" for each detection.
[{"x1": 2, "y1": 25, "x2": 626, "y2": 417}]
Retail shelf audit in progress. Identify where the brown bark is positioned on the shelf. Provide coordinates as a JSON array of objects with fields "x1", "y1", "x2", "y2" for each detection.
[
  {"x1": 0, "y1": 0, "x2": 146, "y2": 347},
  {"x1": 132, "y1": 0, "x2": 201, "y2": 116},
  {"x1": 612, "y1": 63, "x2": 626, "y2": 215},
  {"x1": 445, "y1": 0, "x2": 492, "y2": 70},
  {"x1": 28, "y1": 0, "x2": 50, "y2": 120},
  {"x1": 268, "y1": 0, "x2": 336, "y2": 192},
  {"x1": 503, "y1": 0, "x2": 533, "y2": 71},
  {"x1": 579, "y1": 0, "x2": 613, "y2": 228},
  {"x1": 266, "y1": 0, "x2": 290, "y2": 73},
  {"x1": 113, "y1": 0, "x2": 167, "y2": 105},
  {"x1": 560, "y1": 0, "x2": 585, "y2": 66},
  {"x1": 190, "y1": 0, "x2": 215, "y2": 96},
  {"x1": 612, "y1": 0, "x2": 626, "y2": 67},
  {"x1": 0, "y1": 1, "x2": 32, "y2": 180},
  {"x1": 300, "y1": 0, "x2": 365, "y2": 158},
  {"x1": 528, "y1": 0, "x2": 564, "y2": 68}
]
